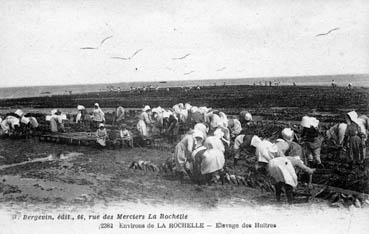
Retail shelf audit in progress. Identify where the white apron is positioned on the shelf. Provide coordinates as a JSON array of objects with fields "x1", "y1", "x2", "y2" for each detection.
[
  {"x1": 137, "y1": 120, "x2": 148, "y2": 137},
  {"x1": 201, "y1": 149, "x2": 225, "y2": 174},
  {"x1": 268, "y1": 157, "x2": 298, "y2": 187}
]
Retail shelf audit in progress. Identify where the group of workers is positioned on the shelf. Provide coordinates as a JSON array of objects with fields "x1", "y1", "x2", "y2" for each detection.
[
  {"x1": 0, "y1": 109, "x2": 39, "y2": 136},
  {"x1": 0, "y1": 101, "x2": 368, "y2": 204},
  {"x1": 74, "y1": 103, "x2": 132, "y2": 148},
  {"x1": 135, "y1": 102, "x2": 367, "y2": 204},
  {"x1": 42, "y1": 103, "x2": 132, "y2": 148}
]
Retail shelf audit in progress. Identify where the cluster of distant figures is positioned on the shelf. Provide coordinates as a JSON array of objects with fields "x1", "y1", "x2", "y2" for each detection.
[
  {"x1": 331, "y1": 80, "x2": 354, "y2": 89},
  {"x1": 74, "y1": 80, "x2": 356, "y2": 96},
  {"x1": 102, "y1": 85, "x2": 202, "y2": 94},
  {"x1": 252, "y1": 79, "x2": 355, "y2": 88},
  {"x1": 253, "y1": 80, "x2": 283, "y2": 86},
  {"x1": 0, "y1": 102, "x2": 368, "y2": 204}
]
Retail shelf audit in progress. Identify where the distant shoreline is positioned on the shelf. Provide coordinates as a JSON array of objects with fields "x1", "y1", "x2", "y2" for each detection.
[
  {"x1": 0, "y1": 74, "x2": 368, "y2": 100},
  {"x1": 0, "y1": 73, "x2": 367, "y2": 89}
]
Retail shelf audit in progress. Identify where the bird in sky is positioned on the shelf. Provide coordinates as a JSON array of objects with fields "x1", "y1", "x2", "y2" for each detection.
[
  {"x1": 172, "y1": 53, "x2": 191, "y2": 60},
  {"x1": 184, "y1": 70, "x2": 195, "y2": 75},
  {"x1": 315, "y1": 27, "x2": 340, "y2": 37},
  {"x1": 110, "y1": 49, "x2": 143, "y2": 60},
  {"x1": 80, "y1": 35, "x2": 113, "y2": 50},
  {"x1": 216, "y1": 66, "x2": 227, "y2": 72}
]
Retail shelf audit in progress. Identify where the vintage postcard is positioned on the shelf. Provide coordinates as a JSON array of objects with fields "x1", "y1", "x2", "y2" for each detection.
[{"x1": 0, "y1": 0, "x2": 368, "y2": 233}]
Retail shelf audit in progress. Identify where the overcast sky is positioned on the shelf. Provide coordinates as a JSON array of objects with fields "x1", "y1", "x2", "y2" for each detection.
[{"x1": 0, "y1": 0, "x2": 368, "y2": 87}]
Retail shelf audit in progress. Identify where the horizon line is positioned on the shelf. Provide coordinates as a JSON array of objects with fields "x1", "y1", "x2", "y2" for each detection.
[{"x1": 0, "y1": 73, "x2": 367, "y2": 89}]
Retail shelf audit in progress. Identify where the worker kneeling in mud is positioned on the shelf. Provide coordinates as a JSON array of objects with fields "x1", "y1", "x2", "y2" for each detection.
[
  {"x1": 47, "y1": 109, "x2": 66, "y2": 133},
  {"x1": 190, "y1": 144, "x2": 225, "y2": 185},
  {"x1": 241, "y1": 134, "x2": 315, "y2": 204},
  {"x1": 189, "y1": 130, "x2": 226, "y2": 185},
  {"x1": 19, "y1": 116, "x2": 38, "y2": 138},
  {"x1": 118, "y1": 124, "x2": 133, "y2": 148},
  {"x1": 1, "y1": 115, "x2": 20, "y2": 135},
  {"x1": 96, "y1": 123, "x2": 108, "y2": 148},
  {"x1": 228, "y1": 117, "x2": 242, "y2": 140},
  {"x1": 174, "y1": 130, "x2": 205, "y2": 181}
]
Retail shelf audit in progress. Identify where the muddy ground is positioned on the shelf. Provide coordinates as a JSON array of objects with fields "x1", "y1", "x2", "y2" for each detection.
[{"x1": 0, "y1": 137, "x2": 334, "y2": 211}]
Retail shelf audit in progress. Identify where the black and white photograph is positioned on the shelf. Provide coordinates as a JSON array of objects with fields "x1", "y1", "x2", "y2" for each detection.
[{"x1": 0, "y1": 0, "x2": 368, "y2": 233}]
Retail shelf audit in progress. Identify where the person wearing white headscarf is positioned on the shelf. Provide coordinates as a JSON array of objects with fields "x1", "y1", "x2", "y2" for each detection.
[
  {"x1": 119, "y1": 124, "x2": 133, "y2": 148},
  {"x1": 28, "y1": 116, "x2": 39, "y2": 128},
  {"x1": 326, "y1": 123, "x2": 348, "y2": 159},
  {"x1": 137, "y1": 105, "x2": 152, "y2": 137},
  {"x1": 201, "y1": 130, "x2": 226, "y2": 165},
  {"x1": 218, "y1": 112, "x2": 228, "y2": 128},
  {"x1": 14, "y1": 109, "x2": 24, "y2": 118},
  {"x1": 190, "y1": 133, "x2": 225, "y2": 184},
  {"x1": 241, "y1": 134, "x2": 315, "y2": 204},
  {"x1": 358, "y1": 114, "x2": 369, "y2": 136},
  {"x1": 250, "y1": 135, "x2": 283, "y2": 164},
  {"x1": 92, "y1": 103, "x2": 105, "y2": 129},
  {"x1": 172, "y1": 103, "x2": 188, "y2": 123},
  {"x1": 228, "y1": 118, "x2": 242, "y2": 139},
  {"x1": 194, "y1": 123, "x2": 208, "y2": 139},
  {"x1": 48, "y1": 109, "x2": 66, "y2": 133},
  {"x1": 115, "y1": 106, "x2": 125, "y2": 125},
  {"x1": 276, "y1": 128, "x2": 304, "y2": 162},
  {"x1": 190, "y1": 106, "x2": 205, "y2": 124},
  {"x1": 189, "y1": 144, "x2": 208, "y2": 184},
  {"x1": 269, "y1": 153, "x2": 315, "y2": 204},
  {"x1": 17, "y1": 115, "x2": 39, "y2": 137},
  {"x1": 184, "y1": 103, "x2": 192, "y2": 111},
  {"x1": 76, "y1": 105, "x2": 86, "y2": 123},
  {"x1": 172, "y1": 103, "x2": 186, "y2": 122},
  {"x1": 301, "y1": 116, "x2": 323, "y2": 167},
  {"x1": 239, "y1": 111, "x2": 253, "y2": 127},
  {"x1": 326, "y1": 123, "x2": 347, "y2": 146},
  {"x1": 163, "y1": 111, "x2": 179, "y2": 143},
  {"x1": 96, "y1": 123, "x2": 108, "y2": 147},
  {"x1": 211, "y1": 127, "x2": 231, "y2": 161},
  {"x1": 344, "y1": 111, "x2": 366, "y2": 161},
  {"x1": 205, "y1": 112, "x2": 222, "y2": 132},
  {"x1": 151, "y1": 110, "x2": 160, "y2": 136},
  {"x1": 174, "y1": 130, "x2": 204, "y2": 178},
  {"x1": 1, "y1": 116, "x2": 20, "y2": 134},
  {"x1": 20, "y1": 116, "x2": 30, "y2": 125}
]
